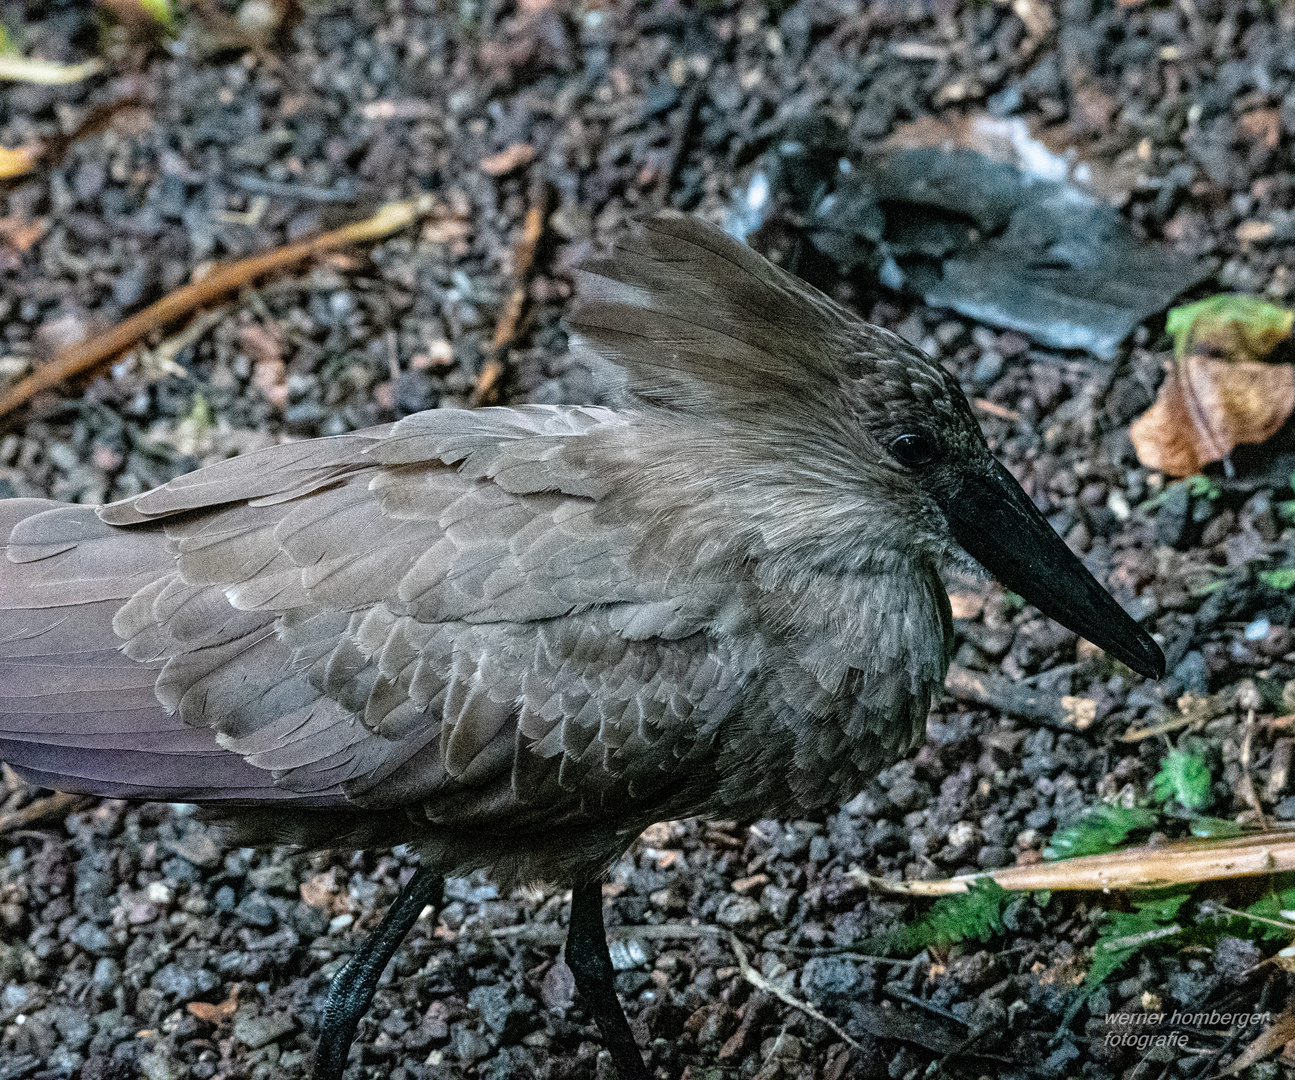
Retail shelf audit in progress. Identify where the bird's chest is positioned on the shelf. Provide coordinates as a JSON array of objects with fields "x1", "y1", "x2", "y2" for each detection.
[{"x1": 703, "y1": 571, "x2": 948, "y2": 819}]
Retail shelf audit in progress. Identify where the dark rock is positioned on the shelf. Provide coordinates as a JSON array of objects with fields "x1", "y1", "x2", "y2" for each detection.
[{"x1": 800, "y1": 955, "x2": 862, "y2": 1000}]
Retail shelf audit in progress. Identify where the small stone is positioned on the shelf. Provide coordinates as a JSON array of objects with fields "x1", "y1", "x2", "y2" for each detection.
[
  {"x1": 146, "y1": 882, "x2": 174, "y2": 906},
  {"x1": 151, "y1": 963, "x2": 198, "y2": 1000},
  {"x1": 716, "y1": 895, "x2": 762, "y2": 928},
  {"x1": 127, "y1": 899, "x2": 159, "y2": 925},
  {"x1": 234, "y1": 891, "x2": 276, "y2": 929},
  {"x1": 163, "y1": 826, "x2": 222, "y2": 869},
  {"x1": 449, "y1": 1021, "x2": 493, "y2": 1064},
  {"x1": 1214, "y1": 936, "x2": 1263, "y2": 982},
  {"x1": 972, "y1": 350, "x2": 1005, "y2": 385},
  {"x1": 232, "y1": 1009, "x2": 296, "y2": 1050},
  {"x1": 801, "y1": 956, "x2": 862, "y2": 1000},
  {"x1": 541, "y1": 961, "x2": 575, "y2": 1012},
  {"x1": 70, "y1": 921, "x2": 112, "y2": 955}
]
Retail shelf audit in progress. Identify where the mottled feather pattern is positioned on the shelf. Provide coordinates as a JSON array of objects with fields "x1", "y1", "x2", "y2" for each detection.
[{"x1": 0, "y1": 215, "x2": 963, "y2": 884}]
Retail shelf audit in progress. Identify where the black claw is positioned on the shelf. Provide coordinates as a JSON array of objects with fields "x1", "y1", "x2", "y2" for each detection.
[
  {"x1": 566, "y1": 881, "x2": 652, "y2": 1080},
  {"x1": 313, "y1": 867, "x2": 444, "y2": 1080}
]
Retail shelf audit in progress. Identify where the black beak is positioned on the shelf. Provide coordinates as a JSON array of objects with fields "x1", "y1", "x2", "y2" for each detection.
[{"x1": 940, "y1": 458, "x2": 1165, "y2": 680}]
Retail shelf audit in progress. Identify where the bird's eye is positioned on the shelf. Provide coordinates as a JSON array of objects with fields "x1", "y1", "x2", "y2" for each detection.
[{"x1": 890, "y1": 433, "x2": 936, "y2": 468}]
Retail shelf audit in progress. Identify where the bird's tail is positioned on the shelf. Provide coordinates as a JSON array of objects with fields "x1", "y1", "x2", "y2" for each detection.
[{"x1": 0, "y1": 498, "x2": 302, "y2": 802}]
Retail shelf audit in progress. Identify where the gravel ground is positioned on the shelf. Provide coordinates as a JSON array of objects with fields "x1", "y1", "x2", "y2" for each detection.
[{"x1": 5, "y1": 1, "x2": 1295, "y2": 1078}]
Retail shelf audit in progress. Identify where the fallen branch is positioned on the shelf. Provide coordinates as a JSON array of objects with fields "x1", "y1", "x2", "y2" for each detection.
[
  {"x1": 944, "y1": 663, "x2": 1098, "y2": 732},
  {"x1": 0, "y1": 194, "x2": 436, "y2": 419},
  {"x1": 472, "y1": 190, "x2": 550, "y2": 406},
  {"x1": 851, "y1": 830, "x2": 1295, "y2": 896},
  {"x1": 0, "y1": 790, "x2": 86, "y2": 834}
]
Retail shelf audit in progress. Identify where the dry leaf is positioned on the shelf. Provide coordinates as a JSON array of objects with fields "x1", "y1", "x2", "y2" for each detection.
[
  {"x1": 480, "y1": 142, "x2": 535, "y2": 175},
  {"x1": 0, "y1": 145, "x2": 41, "y2": 179},
  {"x1": 236, "y1": 323, "x2": 283, "y2": 367},
  {"x1": 299, "y1": 870, "x2": 338, "y2": 909},
  {"x1": 1130, "y1": 295, "x2": 1295, "y2": 476}
]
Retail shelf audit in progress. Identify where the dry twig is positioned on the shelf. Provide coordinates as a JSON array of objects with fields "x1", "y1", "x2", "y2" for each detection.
[
  {"x1": 723, "y1": 930, "x2": 866, "y2": 1053},
  {"x1": 0, "y1": 55, "x2": 103, "y2": 84},
  {"x1": 851, "y1": 830, "x2": 1295, "y2": 896},
  {"x1": 0, "y1": 790, "x2": 86, "y2": 833},
  {"x1": 0, "y1": 195, "x2": 436, "y2": 418},
  {"x1": 472, "y1": 194, "x2": 549, "y2": 406},
  {"x1": 1228, "y1": 1004, "x2": 1295, "y2": 1075},
  {"x1": 1241, "y1": 707, "x2": 1269, "y2": 831},
  {"x1": 944, "y1": 663, "x2": 1098, "y2": 732}
]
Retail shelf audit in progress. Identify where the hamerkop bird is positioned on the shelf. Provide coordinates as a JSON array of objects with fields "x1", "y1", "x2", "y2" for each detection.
[{"x1": 0, "y1": 212, "x2": 1162, "y2": 1079}]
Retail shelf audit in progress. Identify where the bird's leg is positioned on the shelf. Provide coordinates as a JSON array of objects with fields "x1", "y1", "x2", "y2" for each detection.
[
  {"x1": 313, "y1": 866, "x2": 444, "y2": 1080},
  {"x1": 566, "y1": 881, "x2": 652, "y2": 1080}
]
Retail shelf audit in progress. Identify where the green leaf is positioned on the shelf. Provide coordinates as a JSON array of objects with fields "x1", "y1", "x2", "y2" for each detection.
[
  {"x1": 1085, "y1": 893, "x2": 1191, "y2": 988},
  {"x1": 137, "y1": 0, "x2": 177, "y2": 32},
  {"x1": 905, "y1": 880, "x2": 1010, "y2": 951},
  {"x1": 1261, "y1": 568, "x2": 1295, "y2": 590},
  {"x1": 1044, "y1": 805, "x2": 1159, "y2": 860},
  {"x1": 1183, "y1": 474, "x2": 1222, "y2": 500},
  {"x1": 1245, "y1": 888, "x2": 1295, "y2": 941},
  {"x1": 1166, "y1": 294, "x2": 1295, "y2": 362},
  {"x1": 1150, "y1": 748, "x2": 1212, "y2": 810},
  {"x1": 1187, "y1": 816, "x2": 1247, "y2": 839},
  {"x1": 1276, "y1": 501, "x2": 1295, "y2": 524},
  {"x1": 183, "y1": 393, "x2": 212, "y2": 435}
]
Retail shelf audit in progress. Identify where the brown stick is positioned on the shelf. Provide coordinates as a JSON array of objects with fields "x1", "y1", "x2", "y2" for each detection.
[
  {"x1": 944, "y1": 663, "x2": 1096, "y2": 732},
  {"x1": 472, "y1": 191, "x2": 550, "y2": 407},
  {"x1": 0, "y1": 194, "x2": 436, "y2": 418},
  {"x1": 851, "y1": 829, "x2": 1295, "y2": 896},
  {"x1": 0, "y1": 790, "x2": 86, "y2": 834}
]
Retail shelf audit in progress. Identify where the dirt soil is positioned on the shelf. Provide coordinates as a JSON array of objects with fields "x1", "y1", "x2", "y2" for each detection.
[{"x1": 4, "y1": 1, "x2": 1295, "y2": 1079}]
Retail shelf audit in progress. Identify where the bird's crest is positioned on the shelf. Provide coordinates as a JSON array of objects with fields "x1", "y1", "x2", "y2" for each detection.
[{"x1": 568, "y1": 211, "x2": 907, "y2": 412}]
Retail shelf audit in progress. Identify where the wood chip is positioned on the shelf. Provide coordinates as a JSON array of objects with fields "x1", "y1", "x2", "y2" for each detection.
[
  {"x1": 187, "y1": 984, "x2": 240, "y2": 1025},
  {"x1": 973, "y1": 398, "x2": 1021, "y2": 421},
  {"x1": 0, "y1": 145, "x2": 41, "y2": 179},
  {"x1": 480, "y1": 142, "x2": 535, "y2": 175}
]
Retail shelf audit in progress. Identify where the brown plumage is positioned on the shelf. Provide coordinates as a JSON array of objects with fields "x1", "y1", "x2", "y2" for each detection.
[{"x1": 0, "y1": 212, "x2": 1162, "y2": 1079}]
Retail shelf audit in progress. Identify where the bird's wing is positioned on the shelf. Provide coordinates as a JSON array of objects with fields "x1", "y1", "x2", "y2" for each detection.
[{"x1": 0, "y1": 406, "x2": 741, "y2": 820}]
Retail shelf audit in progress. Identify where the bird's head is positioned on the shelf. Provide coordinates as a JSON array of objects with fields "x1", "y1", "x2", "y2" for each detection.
[{"x1": 568, "y1": 212, "x2": 1164, "y2": 681}]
